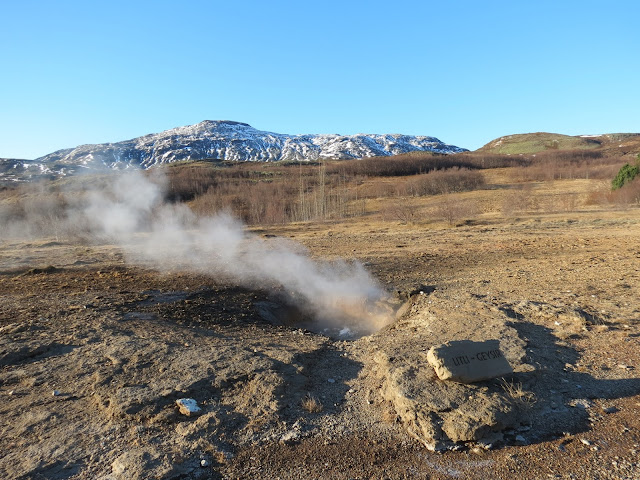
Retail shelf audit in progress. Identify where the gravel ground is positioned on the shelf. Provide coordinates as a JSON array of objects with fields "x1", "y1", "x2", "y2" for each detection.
[{"x1": 1, "y1": 208, "x2": 639, "y2": 479}]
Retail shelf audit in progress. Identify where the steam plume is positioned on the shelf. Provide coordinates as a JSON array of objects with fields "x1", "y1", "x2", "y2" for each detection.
[{"x1": 82, "y1": 170, "x2": 391, "y2": 336}]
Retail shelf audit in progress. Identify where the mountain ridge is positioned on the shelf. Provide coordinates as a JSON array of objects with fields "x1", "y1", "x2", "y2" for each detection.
[{"x1": 34, "y1": 120, "x2": 467, "y2": 170}]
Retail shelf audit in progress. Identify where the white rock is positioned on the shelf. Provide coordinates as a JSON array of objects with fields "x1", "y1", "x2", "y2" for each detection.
[
  {"x1": 200, "y1": 459, "x2": 209, "y2": 467},
  {"x1": 176, "y1": 398, "x2": 201, "y2": 416}
]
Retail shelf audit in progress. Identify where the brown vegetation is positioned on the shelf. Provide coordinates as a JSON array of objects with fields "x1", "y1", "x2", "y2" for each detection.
[
  {"x1": 586, "y1": 177, "x2": 640, "y2": 206},
  {"x1": 508, "y1": 150, "x2": 624, "y2": 182},
  {"x1": 167, "y1": 157, "x2": 489, "y2": 225},
  {"x1": 0, "y1": 147, "x2": 638, "y2": 239},
  {"x1": 301, "y1": 394, "x2": 324, "y2": 413}
]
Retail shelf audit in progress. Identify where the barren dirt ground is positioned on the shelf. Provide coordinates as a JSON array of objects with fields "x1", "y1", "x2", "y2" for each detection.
[{"x1": 1, "y1": 191, "x2": 640, "y2": 478}]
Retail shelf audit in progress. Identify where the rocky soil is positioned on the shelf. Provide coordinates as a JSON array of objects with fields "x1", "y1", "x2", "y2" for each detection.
[{"x1": 1, "y1": 209, "x2": 640, "y2": 479}]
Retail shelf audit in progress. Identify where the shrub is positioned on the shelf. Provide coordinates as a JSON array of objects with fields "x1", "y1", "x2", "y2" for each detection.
[
  {"x1": 612, "y1": 162, "x2": 640, "y2": 190},
  {"x1": 382, "y1": 201, "x2": 418, "y2": 224},
  {"x1": 611, "y1": 177, "x2": 640, "y2": 204},
  {"x1": 434, "y1": 196, "x2": 480, "y2": 225},
  {"x1": 501, "y1": 184, "x2": 534, "y2": 216}
]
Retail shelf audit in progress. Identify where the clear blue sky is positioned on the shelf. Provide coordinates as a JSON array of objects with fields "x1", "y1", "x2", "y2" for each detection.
[{"x1": 1, "y1": 0, "x2": 638, "y2": 159}]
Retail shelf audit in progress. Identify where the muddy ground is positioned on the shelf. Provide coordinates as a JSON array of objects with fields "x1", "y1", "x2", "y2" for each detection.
[{"x1": 1, "y1": 206, "x2": 640, "y2": 479}]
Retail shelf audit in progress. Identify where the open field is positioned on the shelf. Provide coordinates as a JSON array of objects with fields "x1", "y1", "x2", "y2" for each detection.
[{"x1": 1, "y1": 158, "x2": 640, "y2": 479}]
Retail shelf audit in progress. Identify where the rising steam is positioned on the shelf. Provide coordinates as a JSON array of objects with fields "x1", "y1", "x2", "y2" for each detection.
[{"x1": 81, "y1": 170, "x2": 392, "y2": 336}]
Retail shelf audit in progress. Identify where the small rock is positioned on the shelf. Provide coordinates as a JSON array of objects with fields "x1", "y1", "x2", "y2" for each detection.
[
  {"x1": 327, "y1": 378, "x2": 336, "y2": 384},
  {"x1": 53, "y1": 390, "x2": 61, "y2": 396},
  {"x1": 603, "y1": 406, "x2": 618, "y2": 414},
  {"x1": 477, "y1": 440, "x2": 495, "y2": 450},
  {"x1": 200, "y1": 459, "x2": 209, "y2": 467},
  {"x1": 569, "y1": 399, "x2": 592, "y2": 409},
  {"x1": 515, "y1": 435, "x2": 527, "y2": 444},
  {"x1": 176, "y1": 398, "x2": 201, "y2": 416},
  {"x1": 279, "y1": 430, "x2": 300, "y2": 445},
  {"x1": 580, "y1": 438, "x2": 592, "y2": 446}
]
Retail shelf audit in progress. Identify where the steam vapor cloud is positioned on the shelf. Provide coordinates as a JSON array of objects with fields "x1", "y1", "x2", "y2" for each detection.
[{"x1": 82, "y1": 171, "x2": 392, "y2": 336}]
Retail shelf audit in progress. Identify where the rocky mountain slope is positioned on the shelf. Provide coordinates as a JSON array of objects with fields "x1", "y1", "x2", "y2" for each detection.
[{"x1": 0, "y1": 121, "x2": 467, "y2": 183}]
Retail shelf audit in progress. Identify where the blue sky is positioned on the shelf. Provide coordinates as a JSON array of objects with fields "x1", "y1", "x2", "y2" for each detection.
[{"x1": 1, "y1": 0, "x2": 638, "y2": 159}]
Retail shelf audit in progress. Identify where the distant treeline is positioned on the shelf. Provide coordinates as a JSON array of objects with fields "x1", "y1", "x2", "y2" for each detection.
[{"x1": 158, "y1": 148, "x2": 630, "y2": 224}]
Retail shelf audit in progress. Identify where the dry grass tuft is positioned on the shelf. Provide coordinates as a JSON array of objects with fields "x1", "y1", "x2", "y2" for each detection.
[
  {"x1": 499, "y1": 378, "x2": 537, "y2": 406},
  {"x1": 301, "y1": 394, "x2": 323, "y2": 413}
]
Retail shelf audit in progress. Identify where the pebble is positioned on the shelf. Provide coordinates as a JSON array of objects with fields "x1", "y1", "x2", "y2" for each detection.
[
  {"x1": 580, "y1": 439, "x2": 592, "y2": 446},
  {"x1": 53, "y1": 390, "x2": 61, "y2": 396},
  {"x1": 200, "y1": 459, "x2": 209, "y2": 467},
  {"x1": 327, "y1": 378, "x2": 335, "y2": 384}
]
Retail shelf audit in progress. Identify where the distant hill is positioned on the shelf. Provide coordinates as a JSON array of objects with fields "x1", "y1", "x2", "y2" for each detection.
[{"x1": 477, "y1": 132, "x2": 640, "y2": 155}]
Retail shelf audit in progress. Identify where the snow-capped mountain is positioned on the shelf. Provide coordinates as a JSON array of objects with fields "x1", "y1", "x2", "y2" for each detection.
[
  {"x1": 37, "y1": 120, "x2": 466, "y2": 167},
  {"x1": 1, "y1": 121, "x2": 467, "y2": 183}
]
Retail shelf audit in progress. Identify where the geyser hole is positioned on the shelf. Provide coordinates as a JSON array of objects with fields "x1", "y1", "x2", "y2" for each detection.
[{"x1": 255, "y1": 291, "x2": 398, "y2": 340}]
